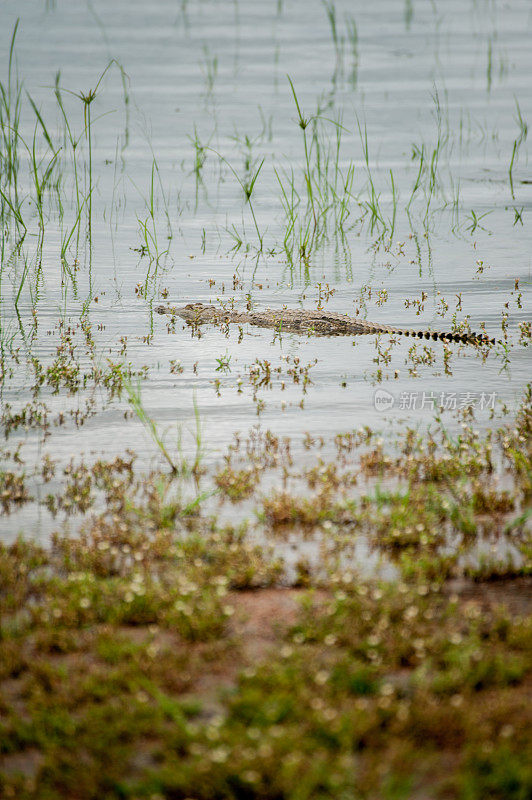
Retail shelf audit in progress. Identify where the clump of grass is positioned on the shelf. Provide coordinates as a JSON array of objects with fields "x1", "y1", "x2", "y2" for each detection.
[
  {"x1": 207, "y1": 145, "x2": 265, "y2": 252},
  {"x1": 124, "y1": 379, "x2": 204, "y2": 482},
  {"x1": 215, "y1": 465, "x2": 259, "y2": 502},
  {"x1": 508, "y1": 98, "x2": 528, "y2": 201},
  {"x1": 0, "y1": 21, "x2": 22, "y2": 201},
  {"x1": 0, "y1": 467, "x2": 30, "y2": 513},
  {"x1": 189, "y1": 124, "x2": 212, "y2": 208},
  {"x1": 262, "y1": 487, "x2": 338, "y2": 526},
  {"x1": 275, "y1": 77, "x2": 355, "y2": 264}
]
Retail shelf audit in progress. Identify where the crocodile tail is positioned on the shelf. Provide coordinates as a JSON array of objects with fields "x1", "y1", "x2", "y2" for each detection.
[{"x1": 391, "y1": 327, "x2": 495, "y2": 346}]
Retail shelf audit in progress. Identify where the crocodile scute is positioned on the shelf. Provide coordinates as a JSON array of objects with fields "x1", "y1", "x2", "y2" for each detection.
[{"x1": 155, "y1": 303, "x2": 495, "y2": 345}]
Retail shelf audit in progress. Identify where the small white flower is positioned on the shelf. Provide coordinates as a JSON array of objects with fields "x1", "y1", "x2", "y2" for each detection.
[{"x1": 210, "y1": 746, "x2": 229, "y2": 763}]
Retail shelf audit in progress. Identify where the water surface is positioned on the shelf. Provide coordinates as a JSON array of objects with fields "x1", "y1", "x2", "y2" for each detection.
[{"x1": 0, "y1": 0, "x2": 530, "y2": 541}]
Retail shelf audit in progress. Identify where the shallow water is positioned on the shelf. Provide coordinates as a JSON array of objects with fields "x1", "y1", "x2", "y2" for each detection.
[{"x1": 0, "y1": 0, "x2": 531, "y2": 541}]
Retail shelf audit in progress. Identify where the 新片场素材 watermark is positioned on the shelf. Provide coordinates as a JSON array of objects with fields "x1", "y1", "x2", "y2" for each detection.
[{"x1": 374, "y1": 389, "x2": 497, "y2": 412}]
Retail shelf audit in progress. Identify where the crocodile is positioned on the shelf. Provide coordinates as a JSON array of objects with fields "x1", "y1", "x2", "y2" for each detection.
[{"x1": 155, "y1": 302, "x2": 495, "y2": 345}]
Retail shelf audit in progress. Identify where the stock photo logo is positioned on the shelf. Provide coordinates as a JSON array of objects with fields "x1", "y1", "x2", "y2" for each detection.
[
  {"x1": 373, "y1": 389, "x2": 395, "y2": 412},
  {"x1": 373, "y1": 389, "x2": 497, "y2": 413}
]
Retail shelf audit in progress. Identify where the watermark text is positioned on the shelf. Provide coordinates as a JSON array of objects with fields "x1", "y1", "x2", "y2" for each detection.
[{"x1": 374, "y1": 389, "x2": 497, "y2": 412}]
